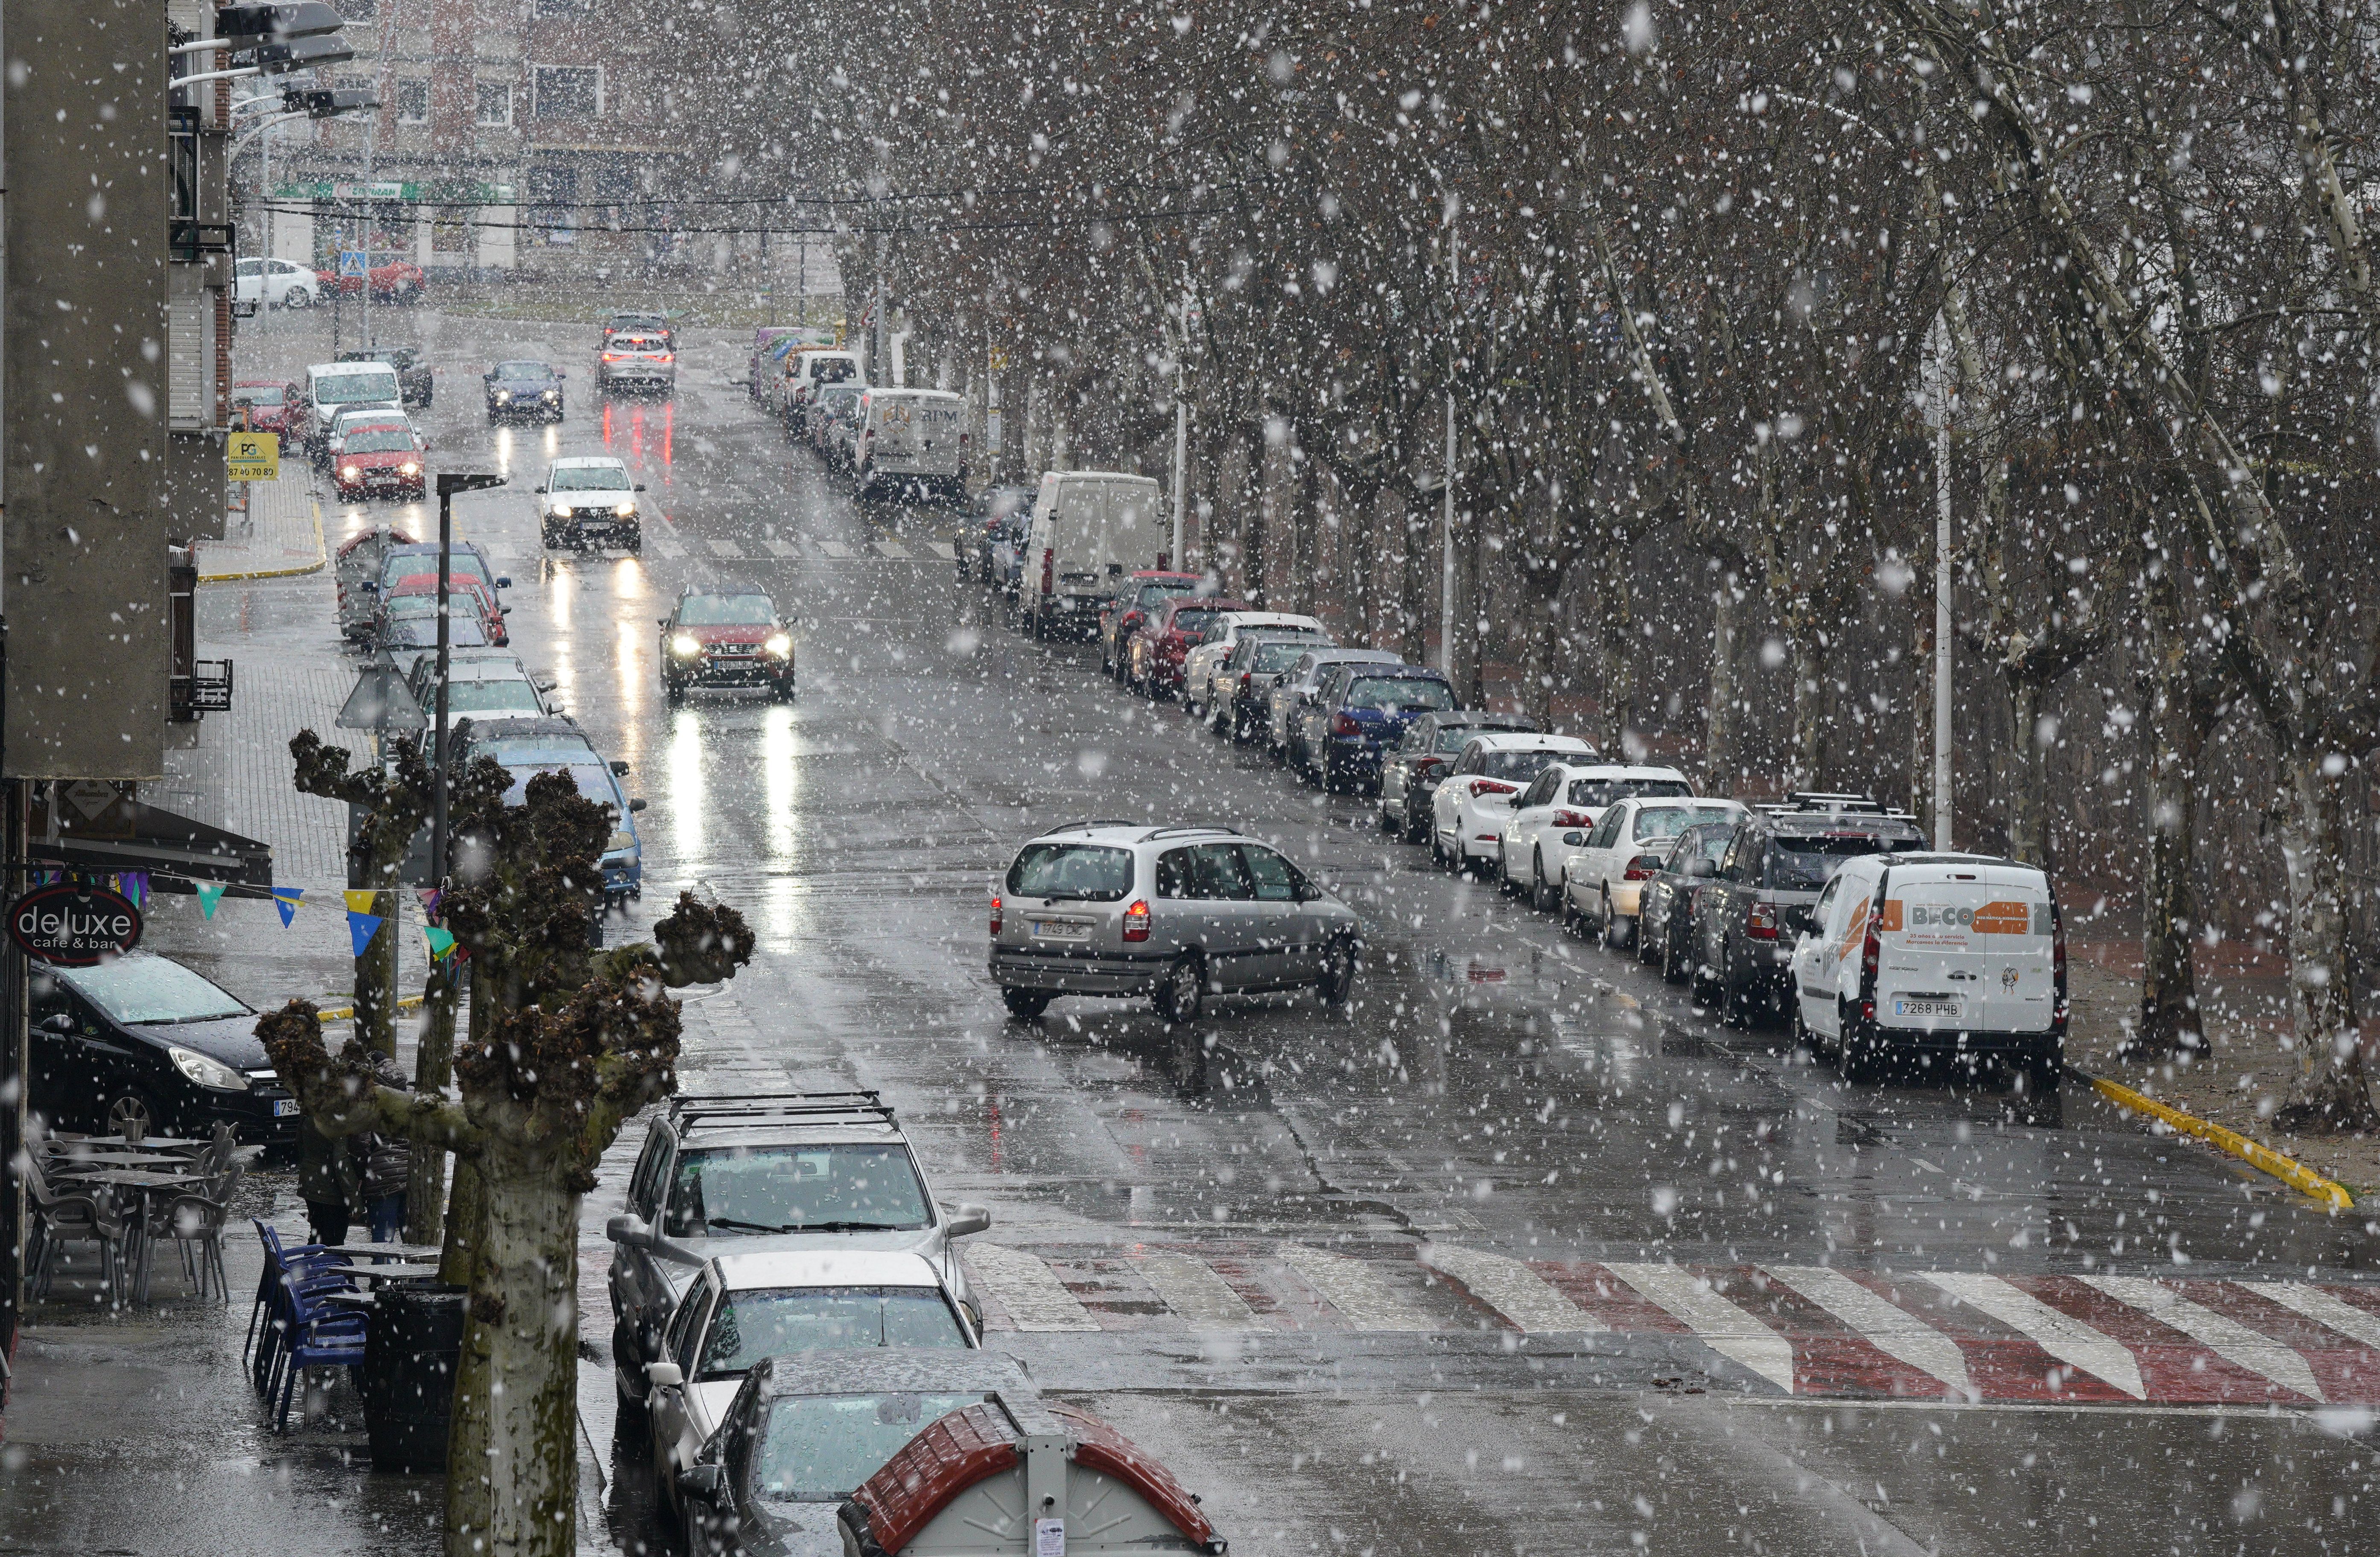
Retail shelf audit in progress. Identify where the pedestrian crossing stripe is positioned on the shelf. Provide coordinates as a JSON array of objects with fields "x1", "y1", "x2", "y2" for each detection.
[
  {"x1": 707, "y1": 538, "x2": 745, "y2": 559},
  {"x1": 763, "y1": 537, "x2": 800, "y2": 558},
  {"x1": 960, "y1": 1243, "x2": 2380, "y2": 1405},
  {"x1": 871, "y1": 540, "x2": 911, "y2": 559},
  {"x1": 649, "y1": 529, "x2": 688, "y2": 558}
]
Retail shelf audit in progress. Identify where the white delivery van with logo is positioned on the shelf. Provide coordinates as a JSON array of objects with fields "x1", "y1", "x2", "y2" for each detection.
[
  {"x1": 853, "y1": 388, "x2": 967, "y2": 504},
  {"x1": 1021, "y1": 470, "x2": 1165, "y2": 640},
  {"x1": 1790, "y1": 851, "x2": 2065, "y2": 1090}
]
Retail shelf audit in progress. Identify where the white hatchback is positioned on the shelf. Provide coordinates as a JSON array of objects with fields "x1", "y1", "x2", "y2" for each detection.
[
  {"x1": 1495, "y1": 764, "x2": 1694, "y2": 909},
  {"x1": 1184, "y1": 611, "x2": 1326, "y2": 718},
  {"x1": 1430, "y1": 733, "x2": 1598, "y2": 872},
  {"x1": 1560, "y1": 794, "x2": 1746, "y2": 940}
]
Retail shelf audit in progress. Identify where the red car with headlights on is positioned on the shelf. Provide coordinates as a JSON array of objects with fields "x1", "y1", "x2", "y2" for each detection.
[
  {"x1": 332, "y1": 421, "x2": 427, "y2": 502},
  {"x1": 1127, "y1": 595, "x2": 1246, "y2": 700},
  {"x1": 660, "y1": 587, "x2": 795, "y2": 705}
]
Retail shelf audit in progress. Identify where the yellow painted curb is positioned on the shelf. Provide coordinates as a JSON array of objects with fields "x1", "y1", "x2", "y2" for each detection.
[
  {"x1": 2079, "y1": 1068, "x2": 2355, "y2": 1211},
  {"x1": 316, "y1": 993, "x2": 428, "y2": 1021},
  {"x1": 198, "y1": 493, "x2": 327, "y2": 582}
]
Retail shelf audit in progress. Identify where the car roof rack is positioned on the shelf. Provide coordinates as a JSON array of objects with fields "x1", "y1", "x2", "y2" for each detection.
[
  {"x1": 1136, "y1": 824, "x2": 1234, "y2": 843},
  {"x1": 669, "y1": 1090, "x2": 899, "y2": 1132},
  {"x1": 1040, "y1": 819, "x2": 1140, "y2": 835},
  {"x1": 1758, "y1": 791, "x2": 1921, "y2": 823}
]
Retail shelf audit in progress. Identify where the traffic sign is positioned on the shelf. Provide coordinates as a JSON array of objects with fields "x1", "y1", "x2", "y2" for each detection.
[
  {"x1": 339, "y1": 248, "x2": 367, "y2": 277},
  {"x1": 227, "y1": 431, "x2": 280, "y2": 481}
]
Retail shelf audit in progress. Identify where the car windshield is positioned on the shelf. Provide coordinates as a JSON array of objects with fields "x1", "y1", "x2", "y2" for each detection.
[
  {"x1": 1567, "y1": 778, "x2": 1693, "y2": 809},
  {"x1": 444, "y1": 679, "x2": 543, "y2": 715},
  {"x1": 821, "y1": 386, "x2": 862, "y2": 405},
  {"x1": 479, "y1": 737, "x2": 599, "y2": 766},
  {"x1": 1673, "y1": 827, "x2": 1734, "y2": 866},
  {"x1": 1168, "y1": 609, "x2": 1223, "y2": 636},
  {"x1": 58, "y1": 956, "x2": 247, "y2": 1025},
  {"x1": 1479, "y1": 751, "x2": 1561, "y2": 781},
  {"x1": 697, "y1": 1288, "x2": 968, "y2": 1377},
  {"x1": 1252, "y1": 641, "x2": 1312, "y2": 673},
  {"x1": 1768, "y1": 835, "x2": 1907, "y2": 891},
  {"x1": 678, "y1": 595, "x2": 775, "y2": 626},
  {"x1": 1345, "y1": 676, "x2": 1454, "y2": 712},
  {"x1": 317, "y1": 370, "x2": 400, "y2": 405},
  {"x1": 383, "y1": 595, "x2": 443, "y2": 618},
  {"x1": 344, "y1": 430, "x2": 415, "y2": 455},
  {"x1": 496, "y1": 763, "x2": 618, "y2": 810},
  {"x1": 1137, "y1": 583, "x2": 1193, "y2": 610},
  {"x1": 663, "y1": 1143, "x2": 931, "y2": 1237},
  {"x1": 1007, "y1": 843, "x2": 1133, "y2": 902},
  {"x1": 234, "y1": 386, "x2": 284, "y2": 406},
  {"x1": 383, "y1": 553, "x2": 493, "y2": 589},
  {"x1": 614, "y1": 335, "x2": 666, "y2": 351},
  {"x1": 1632, "y1": 803, "x2": 1735, "y2": 841},
  {"x1": 810, "y1": 357, "x2": 858, "y2": 383},
  {"x1": 551, "y1": 466, "x2": 631, "y2": 491},
  {"x1": 496, "y1": 362, "x2": 554, "y2": 380},
  {"x1": 754, "y1": 1393, "x2": 995, "y2": 1502}
]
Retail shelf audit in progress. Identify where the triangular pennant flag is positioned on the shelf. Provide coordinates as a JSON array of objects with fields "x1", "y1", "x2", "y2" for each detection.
[
  {"x1": 272, "y1": 886, "x2": 304, "y2": 927},
  {"x1": 423, "y1": 926, "x2": 456, "y2": 962},
  {"x1": 345, "y1": 889, "x2": 378, "y2": 915},
  {"x1": 416, "y1": 887, "x2": 443, "y2": 920},
  {"x1": 348, "y1": 911, "x2": 385, "y2": 958},
  {"x1": 195, "y1": 882, "x2": 226, "y2": 919}
]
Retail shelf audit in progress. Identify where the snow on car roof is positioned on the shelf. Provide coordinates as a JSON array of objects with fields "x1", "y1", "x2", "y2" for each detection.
[
  {"x1": 550, "y1": 455, "x2": 628, "y2": 468},
  {"x1": 1469, "y1": 732, "x2": 1596, "y2": 752},
  {"x1": 710, "y1": 1248, "x2": 948, "y2": 1291}
]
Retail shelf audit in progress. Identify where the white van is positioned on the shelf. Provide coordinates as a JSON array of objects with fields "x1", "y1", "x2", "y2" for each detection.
[
  {"x1": 299, "y1": 361, "x2": 403, "y2": 455},
  {"x1": 784, "y1": 350, "x2": 863, "y2": 435},
  {"x1": 1790, "y1": 851, "x2": 2065, "y2": 1088},
  {"x1": 1022, "y1": 470, "x2": 1164, "y2": 640},
  {"x1": 853, "y1": 388, "x2": 967, "y2": 504}
]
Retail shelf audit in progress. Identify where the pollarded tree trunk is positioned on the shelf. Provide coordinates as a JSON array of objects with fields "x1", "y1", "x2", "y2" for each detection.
[
  {"x1": 2276, "y1": 758, "x2": 2380, "y2": 1133},
  {"x1": 1705, "y1": 572, "x2": 1740, "y2": 798},
  {"x1": 1788, "y1": 629, "x2": 1825, "y2": 793},
  {"x1": 2002, "y1": 679, "x2": 2047, "y2": 865},
  {"x1": 404, "y1": 962, "x2": 461, "y2": 1246},
  {"x1": 2130, "y1": 566, "x2": 2215, "y2": 1060}
]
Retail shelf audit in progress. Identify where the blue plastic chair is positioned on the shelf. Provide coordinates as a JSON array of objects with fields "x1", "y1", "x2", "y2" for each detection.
[
  {"x1": 247, "y1": 1222, "x2": 342, "y2": 1395},
  {"x1": 269, "y1": 1279, "x2": 369, "y2": 1433}
]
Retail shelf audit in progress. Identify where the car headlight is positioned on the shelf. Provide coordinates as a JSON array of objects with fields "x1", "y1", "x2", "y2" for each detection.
[
  {"x1": 542, "y1": 389, "x2": 558, "y2": 400},
  {"x1": 341, "y1": 465, "x2": 360, "y2": 481},
  {"x1": 551, "y1": 501, "x2": 572, "y2": 517},
  {"x1": 169, "y1": 1045, "x2": 247, "y2": 1092},
  {"x1": 671, "y1": 634, "x2": 701, "y2": 656},
  {"x1": 495, "y1": 390, "x2": 512, "y2": 402},
  {"x1": 613, "y1": 502, "x2": 636, "y2": 518},
  {"x1": 607, "y1": 829, "x2": 637, "y2": 854},
  {"x1": 764, "y1": 633, "x2": 791, "y2": 656},
  {"x1": 400, "y1": 461, "x2": 421, "y2": 475}
]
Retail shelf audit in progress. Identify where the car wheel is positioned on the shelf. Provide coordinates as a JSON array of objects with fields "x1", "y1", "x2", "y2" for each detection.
[
  {"x1": 1495, "y1": 848, "x2": 1515, "y2": 896},
  {"x1": 1559, "y1": 879, "x2": 1582, "y2": 936},
  {"x1": 1790, "y1": 997, "x2": 1816, "y2": 1058},
  {"x1": 2021, "y1": 1043, "x2": 2063, "y2": 1099},
  {"x1": 1155, "y1": 954, "x2": 1205, "y2": 1024},
  {"x1": 1317, "y1": 936, "x2": 1357, "y2": 1007},
  {"x1": 1530, "y1": 853, "x2": 1557, "y2": 914},
  {"x1": 1402, "y1": 799, "x2": 1428, "y2": 846},
  {"x1": 1720, "y1": 953, "x2": 1752, "y2": 1029},
  {"x1": 1602, "y1": 893, "x2": 1632, "y2": 951},
  {"x1": 1837, "y1": 1001, "x2": 1882, "y2": 1084},
  {"x1": 1001, "y1": 987, "x2": 1051, "y2": 1020},
  {"x1": 663, "y1": 680, "x2": 685, "y2": 707},
  {"x1": 106, "y1": 1089, "x2": 160, "y2": 1140},
  {"x1": 284, "y1": 286, "x2": 312, "y2": 309},
  {"x1": 1662, "y1": 920, "x2": 1688, "y2": 984}
]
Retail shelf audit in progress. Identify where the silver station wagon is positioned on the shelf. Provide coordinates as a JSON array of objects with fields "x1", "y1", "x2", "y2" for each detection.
[{"x1": 989, "y1": 823, "x2": 1361, "y2": 1022}]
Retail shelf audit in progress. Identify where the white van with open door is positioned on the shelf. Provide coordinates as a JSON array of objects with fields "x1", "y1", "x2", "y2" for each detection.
[
  {"x1": 1022, "y1": 470, "x2": 1164, "y2": 640},
  {"x1": 853, "y1": 388, "x2": 967, "y2": 504},
  {"x1": 1790, "y1": 852, "x2": 2065, "y2": 1090}
]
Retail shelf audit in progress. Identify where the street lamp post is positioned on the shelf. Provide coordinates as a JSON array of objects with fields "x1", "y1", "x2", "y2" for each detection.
[{"x1": 429, "y1": 473, "x2": 507, "y2": 883}]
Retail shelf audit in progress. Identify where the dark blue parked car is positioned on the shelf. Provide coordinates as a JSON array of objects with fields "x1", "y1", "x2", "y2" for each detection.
[{"x1": 1294, "y1": 663, "x2": 1459, "y2": 793}]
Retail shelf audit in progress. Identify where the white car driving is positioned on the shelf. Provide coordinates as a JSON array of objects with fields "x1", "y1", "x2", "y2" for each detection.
[
  {"x1": 1493, "y1": 764, "x2": 1695, "y2": 909},
  {"x1": 1183, "y1": 611, "x2": 1326, "y2": 719},
  {"x1": 233, "y1": 256, "x2": 320, "y2": 310},
  {"x1": 1430, "y1": 733, "x2": 1597, "y2": 873},
  {"x1": 1560, "y1": 793, "x2": 1746, "y2": 941}
]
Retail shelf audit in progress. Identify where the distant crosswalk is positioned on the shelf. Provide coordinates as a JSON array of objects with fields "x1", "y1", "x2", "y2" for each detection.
[
  {"x1": 960, "y1": 1240, "x2": 2380, "y2": 1405},
  {"x1": 545, "y1": 530, "x2": 955, "y2": 564}
]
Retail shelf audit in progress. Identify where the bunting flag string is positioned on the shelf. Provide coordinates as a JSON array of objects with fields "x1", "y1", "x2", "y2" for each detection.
[
  {"x1": 195, "y1": 882, "x2": 227, "y2": 919},
  {"x1": 423, "y1": 926, "x2": 457, "y2": 962},
  {"x1": 348, "y1": 911, "x2": 386, "y2": 957},
  {"x1": 271, "y1": 886, "x2": 306, "y2": 927}
]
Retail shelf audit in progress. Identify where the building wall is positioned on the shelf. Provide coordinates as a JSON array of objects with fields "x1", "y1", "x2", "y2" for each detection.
[{"x1": 3, "y1": 0, "x2": 171, "y2": 780}]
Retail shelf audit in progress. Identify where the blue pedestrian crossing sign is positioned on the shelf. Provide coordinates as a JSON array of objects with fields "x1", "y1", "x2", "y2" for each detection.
[{"x1": 338, "y1": 249, "x2": 367, "y2": 278}]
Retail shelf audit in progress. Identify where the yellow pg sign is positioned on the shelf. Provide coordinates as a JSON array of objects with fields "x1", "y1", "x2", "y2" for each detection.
[{"x1": 227, "y1": 431, "x2": 280, "y2": 481}]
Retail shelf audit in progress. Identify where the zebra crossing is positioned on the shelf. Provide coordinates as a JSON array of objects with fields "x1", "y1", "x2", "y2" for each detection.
[
  {"x1": 640, "y1": 524, "x2": 955, "y2": 563},
  {"x1": 959, "y1": 1239, "x2": 2380, "y2": 1405}
]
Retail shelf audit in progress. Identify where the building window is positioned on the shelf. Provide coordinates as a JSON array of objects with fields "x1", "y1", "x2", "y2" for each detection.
[
  {"x1": 475, "y1": 82, "x2": 511, "y2": 126},
  {"x1": 533, "y1": 0, "x2": 591, "y2": 12},
  {"x1": 332, "y1": 0, "x2": 375, "y2": 17},
  {"x1": 396, "y1": 79, "x2": 429, "y2": 123},
  {"x1": 533, "y1": 66, "x2": 599, "y2": 119}
]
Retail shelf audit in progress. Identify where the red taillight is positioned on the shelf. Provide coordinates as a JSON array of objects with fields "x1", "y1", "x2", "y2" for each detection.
[
  {"x1": 1622, "y1": 853, "x2": 1662, "y2": 881},
  {"x1": 1473, "y1": 779, "x2": 1518, "y2": 796},
  {"x1": 1331, "y1": 712, "x2": 1361, "y2": 736},
  {"x1": 602, "y1": 352, "x2": 623, "y2": 362},
  {"x1": 1416, "y1": 757, "x2": 1447, "y2": 776},
  {"x1": 1040, "y1": 549, "x2": 1054, "y2": 596},
  {"x1": 990, "y1": 895, "x2": 1003, "y2": 935},
  {"x1": 1746, "y1": 899, "x2": 1780, "y2": 940},
  {"x1": 1123, "y1": 899, "x2": 1151, "y2": 942},
  {"x1": 2052, "y1": 902, "x2": 2069, "y2": 1027},
  {"x1": 1859, "y1": 908, "x2": 1882, "y2": 1021},
  {"x1": 1551, "y1": 809, "x2": 1594, "y2": 828},
  {"x1": 1239, "y1": 671, "x2": 1253, "y2": 686}
]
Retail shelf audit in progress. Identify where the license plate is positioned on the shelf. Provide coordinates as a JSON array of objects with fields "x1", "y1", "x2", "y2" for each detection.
[
  {"x1": 1895, "y1": 999, "x2": 1962, "y2": 1019},
  {"x1": 1031, "y1": 920, "x2": 1090, "y2": 941},
  {"x1": 274, "y1": 1098, "x2": 301, "y2": 1117}
]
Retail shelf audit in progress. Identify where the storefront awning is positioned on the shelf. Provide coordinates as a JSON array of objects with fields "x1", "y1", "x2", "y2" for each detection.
[{"x1": 29, "y1": 793, "x2": 274, "y2": 897}]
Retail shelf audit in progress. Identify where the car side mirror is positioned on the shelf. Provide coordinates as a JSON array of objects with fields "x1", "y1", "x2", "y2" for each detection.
[
  {"x1": 1562, "y1": 831, "x2": 1585, "y2": 847},
  {"x1": 629, "y1": 798, "x2": 648, "y2": 813},
  {"x1": 39, "y1": 1012, "x2": 76, "y2": 1035},
  {"x1": 358, "y1": 581, "x2": 379, "y2": 592},
  {"x1": 534, "y1": 484, "x2": 547, "y2": 494},
  {"x1": 677, "y1": 1464, "x2": 724, "y2": 1501},
  {"x1": 1685, "y1": 857, "x2": 1717, "y2": 878},
  {"x1": 606, "y1": 1213, "x2": 651, "y2": 1248},
  {"x1": 556, "y1": 370, "x2": 568, "y2": 379},
  {"x1": 644, "y1": 1362, "x2": 683, "y2": 1391},
  {"x1": 941, "y1": 1202, "x2": 993, "y2": 1239},
  {"x1": 610, "y1": 760, "x2": 631, "y2": 776},
  {"x1": 496, "y1": 577, "x2": 512, "y2": 589},
  {"x1": 635, "y1": 483, "x2": 647, "y2": 492}
]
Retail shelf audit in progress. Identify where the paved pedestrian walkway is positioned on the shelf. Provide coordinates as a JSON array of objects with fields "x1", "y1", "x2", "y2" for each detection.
[{"x1": 195, "y1": 470, "x2": 324, "y2": 581}]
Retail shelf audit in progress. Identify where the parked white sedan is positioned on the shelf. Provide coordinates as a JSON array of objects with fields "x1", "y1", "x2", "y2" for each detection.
[
  {"x1": 1496, "y1": 764, "x2": 1694, "y2": 910},
  {"x1": 1183, "y1": 612, "x2": 1326, "y2": 717},
  {"x1": 1561, "y1": 794, "x2": 1746, "y2": 942},
  {"x1": 1430, "y1": 733, "x2": 1598, "y2": 874},
  {"x1": 233, "y1": 256, "x2": 321, "y2": 310}
]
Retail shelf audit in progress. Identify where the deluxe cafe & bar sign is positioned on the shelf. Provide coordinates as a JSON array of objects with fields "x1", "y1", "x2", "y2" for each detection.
[{"x1": 8, "y1": 882, "x2": 143, "y2": 967}]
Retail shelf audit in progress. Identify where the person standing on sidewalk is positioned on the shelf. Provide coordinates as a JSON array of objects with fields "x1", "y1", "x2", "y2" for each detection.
[
  {"x1": 298, "y1": 1111, "x2": 362, "y2": 1247},
  {"x1": 360, "y1": 1049, "x2": 412, "y2": 1251}
]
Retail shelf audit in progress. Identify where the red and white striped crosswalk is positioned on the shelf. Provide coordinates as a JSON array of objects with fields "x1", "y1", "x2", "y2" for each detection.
[{"x1": 960, "y1": 1240, "x2": 2380, "y2": 1406}]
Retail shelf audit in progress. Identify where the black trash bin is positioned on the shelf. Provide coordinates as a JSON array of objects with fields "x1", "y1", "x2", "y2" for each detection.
[{"x1": 360, "y1": 1278, "x2": 466, "y2": 1473}]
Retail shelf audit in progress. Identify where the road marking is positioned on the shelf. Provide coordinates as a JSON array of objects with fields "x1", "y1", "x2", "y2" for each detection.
[
  {"x1": 872, "y1": 540, "x2": 911, "y2": 559},
  {"x1": 1419, "y1": 1243, "x2": 1601, "y2": 1332},
  {"x1": 816, "y1": 540, "x2": 853, "y2": 559},
  {"x1": 964, "y1": 1243, "x2": 1100, "y2": 1332},
  {"x1": 763, "y1": 537, "x2": 800, "y2": 558},
  {"x1": 649, "y1": 528, "x2": 687, "y2": 559},
  {"x1": 1766, "y1": 1265, "x2": 1970, "y2": 1396},
  {"x1": 707, "y1": 538, "x2": 745, "y2": 559},
  {"x1": 924, "y1": 540, "x2": 957, "y2": 559},
  {"x1": 1923, "y1": 1272, "x2": 2145, "y2": 1399},
  {"x1": 2258, "y1": 1282, "x2": 2380, "y2": 1353},
  {"x1": 1605, "y1": 1262, "x2": 1796, "y2": 1392},
  {"x1": 2083, "y1": 1276, "x2": 2322, "y2": 1402},
  {"x1": 1278, "y1": 1244, "x2": 1434, "y2": 1331},
  {"x1": 1132, "y1": 1251, "x2": 1261, "y2": 1329}
]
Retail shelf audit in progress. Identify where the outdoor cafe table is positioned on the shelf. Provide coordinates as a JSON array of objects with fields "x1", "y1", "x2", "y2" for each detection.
[
  {"x1": 316, "y1": 1242, "x2": 443, "y2": 1262},
  {"x1": 54, "y1": 1134, "x2": 208, "y2": 1151},
  {"x1": 67, "y1": 1168, "x2": 201, "y2": 1303},
  {"x1": 48, "y1": 1150, "x2": 194, "y2": 1170}
]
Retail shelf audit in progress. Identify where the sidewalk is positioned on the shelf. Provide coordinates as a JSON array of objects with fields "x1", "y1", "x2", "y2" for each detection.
[{"x1": 196, "y1": 470, "x2": 325, "y2": 581}]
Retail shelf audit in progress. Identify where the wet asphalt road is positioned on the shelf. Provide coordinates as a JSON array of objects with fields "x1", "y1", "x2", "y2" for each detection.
[{"x1": 235, "y1": 307, "x2": 2380, "y2": 1555}]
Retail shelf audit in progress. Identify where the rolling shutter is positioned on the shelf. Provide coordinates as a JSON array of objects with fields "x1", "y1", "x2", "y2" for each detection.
[{"x1": 168, "y1": 294, "x2": 208, "y2": 429}]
